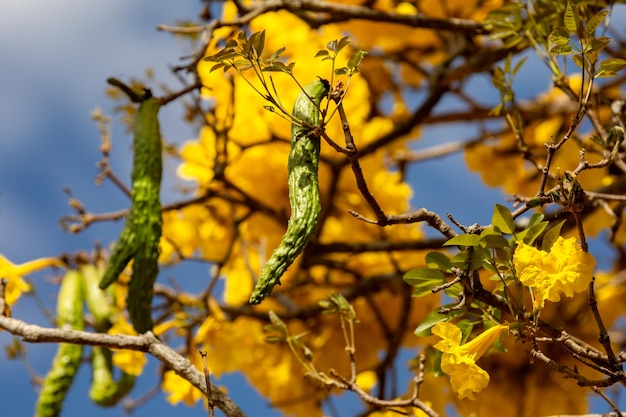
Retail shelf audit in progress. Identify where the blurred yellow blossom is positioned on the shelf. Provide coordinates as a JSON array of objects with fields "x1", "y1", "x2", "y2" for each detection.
[
  {"x1": 108, "y1": 318, "x2": 147, "y2": 376},
  {"x1": 355, "y1": 370, "x2": 378, "y2": 392},
  {"x1": 0, "y1": 255, "x2": 64, "y2": 305},
  {"x1": 433, "y1": 322, "x2": 508, "y2": 400},
  {"x1": 513, "y1": 237, "x2": 596, "y2": 309},
  {"x1": 162, "y1": 364, "x2": 204, "y2": 406}
]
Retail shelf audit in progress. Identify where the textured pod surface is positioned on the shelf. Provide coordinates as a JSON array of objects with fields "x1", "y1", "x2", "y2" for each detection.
[
  {"x1": 83, "y1": 264, "x2": 136, "y2": 406},
  {"x1": 249, "y1": 78, "x2": 330, "y2": 304},
  {"x1": 89, "y1": 345, "x2": 136, "y2": 407},
  {"x1": 35, "y1": 269, "x2": 85, "y2": 417},
  {"x1": 99, "y1": 96, "x2": 162, "y2": 333}
]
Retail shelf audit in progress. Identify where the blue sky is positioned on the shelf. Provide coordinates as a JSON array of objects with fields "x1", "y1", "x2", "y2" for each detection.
[
  {"x1": 0, "y1": 1, "x2": 625, "y2": 417},
  {"x1": 0, "y1": 2, "x2": 244, "y2": 416}
]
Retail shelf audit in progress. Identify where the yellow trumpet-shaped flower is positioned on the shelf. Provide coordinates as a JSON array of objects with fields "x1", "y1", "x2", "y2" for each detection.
[
  {"x1": 433, "y1": 322, "x2": 508, "y2": 400},
  {"x1": 0, "y1": 254, "x2": 64, "y2": 305},
  {"x1": 513, "y1": 236, "x2": 596, "y2": 309}
]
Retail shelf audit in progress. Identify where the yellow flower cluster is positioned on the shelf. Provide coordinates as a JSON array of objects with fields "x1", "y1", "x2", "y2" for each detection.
[
  {"x1": 167, "y1": 2, "x2": 424, "y2": 307},
  {"x1": 513, "y1": 236, "x2": 596, "y2": 309},
  {"x1": 158, "y1": 0, "x2": 509, "y2": 415}
]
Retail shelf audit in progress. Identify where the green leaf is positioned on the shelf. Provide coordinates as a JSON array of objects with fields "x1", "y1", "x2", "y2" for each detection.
[
  {"x1": 335, "y1": 67, "x2": 349, "y2": 75},
  {"x1": 264, "y1": 336, "x2": 284, "y2": 344},
  {"x1": 425, "y1": 251, "x2": 452, "y2": 272},
  {"x1": 268, "y1": 310, "x2": 286, "y2": 328},
  {"x1": 209, "y1": 62, "x2": 226, "y2": 72},
  {"x1": 503, "y1": 34, "x2": 525, "y2": 49},
  {"x1": 599, "y1": 58, "x2": 626, "y2": 72},
  {"x1": 336, "y1": 36, "x2": 351, "y2": 53},
  {"x1": 595, "y1": 70, "x2": 618, "y2": 79},
  {"x1": 564, "y1": 2, "x2": 579, "y2": 33},
  {"x1": 262, "y1": 63, "x2": 291, "y2": 73},
  {"x1": 451, "y1": 248, "x2": 486, "y2": 271},
  {"x1": 414, "y1": 306, "x2": 467, "y2": 336},
  {"x1": 550, "y1": 44, "x2": 574, "y2": 55},
  {"x1": 504, "y1": 54, "x2": 512, "y2": 75},
  {"x1": 207, "y1": 49, "x2": 238, "y2": 62},
  {"x1": 347, "y1": 50, "x2": 368, "y2": 74},
  {"x1": 403, "y1": 269, "x2": 445, "y2": 297},
  {"x1": 587, "y1": 37, "x2": 610, "y2": 54},
  {"x1": 314, "y1": 49, "x2": 329, "y2": 58},
  {"x1": 492, "y1": 204, "x2": 515, "y2": 234},
  {"x1": 526, "y1": 213, "x2": 545, "y2": 228},
  {"x1": 263, "y1": 323, "x2": 285, "y2": 333},
  {"x1": 480, "y1": 234, "x2": 510, "y2": 249},
  {"x1": 444, "y1": 234, "x2": 481, "y2": 247},
  {"x1": 489, "y1": 103, "x2": 504, "y2": 116},
  {"x1": 521, "y1": 221, "x2": 548, "y2": 245},
  {"x1": 512, "y1": 56, "x2": 528, "y2": 76},
  {"x1": 495, "y1": 247, "x2": 512, "y2": 263},
  {"x1": 541, "y1": 220, "x2": 567, "y2": 251},
  {"x1": 443, "y1": 281, "x2": 462, "y2": 298},
  {"x1": 250, "y1": 30, "x2": 265, "y2": 57},
  {"x1": 586, "y1": 10, "x2": 608, "y2": 34},
  {"x1": 432, "y1": 348, "x2": 444, "y2": 376},
  {"x1": 572, "y1": 54, "x2": 584, "y2": 68},
  {"x1": 269, "y1": 46, "x2": 286, "y2": 62},
  {"x1": 549, "y1": 27, "x2": 570, "y2": 45},
  {"x1": 492, "y1": 67, "x2": 505, "y2": 89},
  {"x1": 489, "y1": 30, "x2": 519, "y2": 41},
  {"x1": 456, "y1": 319, "x2": 475, "y2": 343}
]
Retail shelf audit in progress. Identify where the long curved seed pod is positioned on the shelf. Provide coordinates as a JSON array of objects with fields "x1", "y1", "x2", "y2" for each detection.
[
  {"x1": 89, "y1": 346, "x2": 136, "y2": 407},
  {"x1": 99, "y1": 92, "x2": 162, "y2": 334},
  {"x1": 82, "y1": 264, "x2": 135, "y2": 406},
  {"x1": 35, "y1": 269, "x2": 85, "y2": 417},
  {"x1": 249, "y1": 78, "x2": 330, "y2": 304}
]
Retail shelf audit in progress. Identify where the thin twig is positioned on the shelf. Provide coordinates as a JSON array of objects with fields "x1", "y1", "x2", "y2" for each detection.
[
  {"x1": 199, "y1": 351, "x2": 215, "y2": 417},
  {"x1": 588, "y1": 277, "x2": 621, "y2": 372},
  {"x1": 591, "y1": 386, "x2": 623, "y2": 416}
]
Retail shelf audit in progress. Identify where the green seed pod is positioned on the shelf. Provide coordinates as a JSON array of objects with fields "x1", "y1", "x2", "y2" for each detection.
[
  {"x1": 35, "y1": 269, "x2": 85, "y2": 417},
  {"x1": 249, "y1": 78, "x2": 330, "y2": 304},
  {"x1": 82, "y1": 264, "x2": 114, "y2": 331},
  {"x1": 89, "y1": 345, "x2": 136, "y2": 407},
  {"x1": 99, "y1": 95, "x2": 162, "y2": 334},
  {"x1": 82, "y1": 264, "x2": 136, "y2": 406}
]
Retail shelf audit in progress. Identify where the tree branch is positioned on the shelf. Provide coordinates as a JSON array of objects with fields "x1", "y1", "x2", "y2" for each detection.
[{"x1": 0, "y1": 315, "x2": 247, "y2": 417}]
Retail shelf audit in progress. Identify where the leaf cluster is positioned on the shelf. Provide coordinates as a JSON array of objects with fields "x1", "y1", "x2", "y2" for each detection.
[
  {"x1": 403, "y1": 204, "x2": 566, "y2": 335},
  {"x1": 548, "y1": 4, "x2": 626, "y2": 78}
]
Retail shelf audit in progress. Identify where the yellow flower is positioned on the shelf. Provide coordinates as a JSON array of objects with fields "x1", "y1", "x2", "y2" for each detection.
[
  {"x1": 513, "y1": 236, "x2": 596, "y2": 309},
  {"x1": 162, "y1": 368, "x2": 204, "y2": 406},
  {"x1": 0, "y1": 255, "x2": 64, "y2": 305},
  {"x1": 108, "y1": 318, "x2": 147, "y2": 376},
  {"x1": 433, "y1": 322, "x2": 508, "y2": 400},
  {"x1": 355, "y1": 370, "x2": 377, "y2": 392}
]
